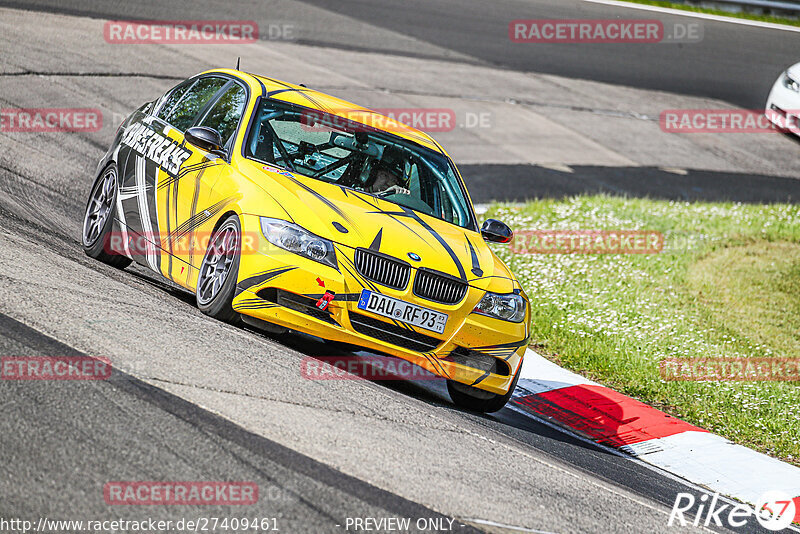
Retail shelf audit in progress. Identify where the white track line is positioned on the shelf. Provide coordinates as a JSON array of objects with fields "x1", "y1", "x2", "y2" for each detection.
[{"x1": 582, "y1": 0, "x2": 800, "y2": 32}]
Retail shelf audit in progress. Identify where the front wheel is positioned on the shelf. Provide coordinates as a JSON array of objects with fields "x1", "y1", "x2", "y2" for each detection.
[
  {"x1": 82, "y1": 165, "x2": 132, "y2": 269},
  {"x1": 196, "y1": 215, "x2": 242, "y2": 324},
  {"x1": 447, "y1": 363, "x2": 521, "y2": 413}
]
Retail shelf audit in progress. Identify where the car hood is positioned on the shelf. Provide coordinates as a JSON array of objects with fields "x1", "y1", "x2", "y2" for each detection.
[
  {"x1": 788, "y1": 63, "x2": 800, "y2": 82},
  {"x1": 242, "y1": 164, "x2": 515, "y2": 291}
]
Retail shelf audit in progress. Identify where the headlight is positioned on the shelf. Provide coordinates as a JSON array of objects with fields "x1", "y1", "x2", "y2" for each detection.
[
  {"x1": 473, "y1": 292, "x2": 526, "y2": 323},
  {"x1": 260, "y1": 217, "x2": 337, "y2": 269},
  {"x1": 783, "y1": 72, "x2": 800, "y2": 92}
]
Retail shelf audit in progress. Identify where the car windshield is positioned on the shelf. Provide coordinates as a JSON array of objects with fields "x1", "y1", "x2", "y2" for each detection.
[{"x1": 244, "y1": 100, "x2": 474, "y2": 229}]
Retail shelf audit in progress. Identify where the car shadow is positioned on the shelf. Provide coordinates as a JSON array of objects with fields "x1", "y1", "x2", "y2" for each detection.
[{"x1": 278, "y1": 338, "x2": 619, "y2": 454}]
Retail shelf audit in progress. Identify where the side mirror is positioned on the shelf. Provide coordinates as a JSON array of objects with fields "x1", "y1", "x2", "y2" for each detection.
[
  {"x1": 185, "y1": 126, "x2": 224, "y2": 153},
  {"x1": 480, "y1": 219, "x2": 513, "y2": 243}
]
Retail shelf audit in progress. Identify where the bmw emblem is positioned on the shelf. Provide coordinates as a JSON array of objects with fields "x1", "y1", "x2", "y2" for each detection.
[{"x1": 407, "y1": 252, "x2": 421, "y2": 261}]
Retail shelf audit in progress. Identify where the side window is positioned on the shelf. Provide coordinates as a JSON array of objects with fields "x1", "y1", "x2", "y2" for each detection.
[
  {"x1": 155, "y1": 79, "x2": 194, "y2": 122},
  {"x1": 198, "y1": 84, "x2": 247, "y2": 145},
  {"x1": 163, "y1": 77, "x2": 227, "y2": 132}
]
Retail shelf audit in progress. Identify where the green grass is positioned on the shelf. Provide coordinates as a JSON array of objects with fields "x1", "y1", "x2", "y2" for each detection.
[
  {"x1": 486, "y1": 196, "x2": 800, "y2": 464},
  {"x1": 620, "y1": 0, "x2": 800, "y2": 27}
]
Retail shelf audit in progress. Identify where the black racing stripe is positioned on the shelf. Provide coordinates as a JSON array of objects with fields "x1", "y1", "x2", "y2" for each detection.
[
  {"x1": 170, "y1": 162, "x2": 181, "y2": 275},
  {"x1": 261, "y1": 77, "x2": 335, "y2": 112},
  {"x1": 422, "y1": 352, "x2": 449, "y2": 378},
  {"x1": 171, "y1": 195, "x2": 237, "y2": 241},
  {"x1": 402, "y1": 207, "x2": 466, "y2": 279},
  {"x1": 145, "y1": 157, "x2": 162, "y2": 272},
  {"x1": 244, "y1": 73, "x2": 267, "y2": 97},
  {"x1": 171, "y1": 210, "x2": 211, "y2": 241},
  {"x1": 465, "y1": 235, "x2": 483, "y2": 277},
  {"x1": 348, "y1": 192, "x2": 428, "y2": 242},
  {"x1": 268, "y1": 88, "x2": 308, "y2": 97},
  {"x1": 261, "y1": 76, "x2": 296, "y2": 90},
  {"x1": 179, "y1": 160, "x2": 215, "y2": 173},
  {"x1": 368, "y1": 229, "x2": 382, "y2": 252},
  {"x1": 186, "y1": 167, "x2": 204, "y2": 268},
  {"x1": 470, "y1": 370, "x2": 491, "y2": 386},
  {"x1": 291, "y1": 89, "x2": 334, "y2": 114},
  {"x1": 233, "y1": 298, "x2": 265, "y2": 307},
  {"x1": 399, "y1": 129, "x2": 436, "y2": 147},
  {"x1": 468, "y1": 275, "x2": 512, "y2": 283},
  {"x1": 370, "y1": 207, "x2": 466, "y2": 280},
  {"x1": 234, "y1": 267, "x2": 297, "y2": 297},
  {"x1": 473, "y1": 338, "x2": 530, "y2": 351},
  {"x1": 349, "y1": 192, "x2": 379, "y2": 209},
  {"x1": 163, "y1": 167, "x2": 173, "y2": 278},
  {"x1": 471, "y1": 337, "x2": 530, "y2": 361},
  {"x1": 338, "y1": 250, "x2": 379, "y2": 293},
  {"x1": 157, "y1": 173, "x2": 179, "y2": 190},
  {"x1": 234, "y1": 303, "x2": 278, "y2": 311},
  {"x1": 178, "y1": 161, "x2": 220, "y2": 179},
  {"x1": 285, "y1": 175, "x2": 354, "y2": 226}
]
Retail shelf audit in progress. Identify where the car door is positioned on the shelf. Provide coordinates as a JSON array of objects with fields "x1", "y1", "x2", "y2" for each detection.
[
  {"x1": 116, "y1": 76, "x2": 229, "y2": 280},
  {"x1": 167, "y1": 79, "x2": 249, "y2": 290}
]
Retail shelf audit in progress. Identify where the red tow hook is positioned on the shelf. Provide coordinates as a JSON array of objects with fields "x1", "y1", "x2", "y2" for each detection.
[{"x1": 316, "y1": 291, "x2": 336, "y2": 311}]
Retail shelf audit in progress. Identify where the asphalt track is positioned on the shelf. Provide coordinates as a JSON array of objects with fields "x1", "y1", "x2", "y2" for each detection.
[
  {"x1": 0, "y1": 312, "x2": 483, "y2": 534},
  {"x1": 0, "y1": 207, "x2": 744, "y2": 534},
  {"x1": 294, "y1": 0, "x2": 800, "y2": 108},
  {"x1": 0, "y1": 1, "x2": 794, "y2": 533},
  {"x1": 4, "y1": 0, "x2": 800, "y2": 107}
]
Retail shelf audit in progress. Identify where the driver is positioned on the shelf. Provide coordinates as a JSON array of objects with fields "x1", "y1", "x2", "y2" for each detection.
[
  {"x1": 366, "y1": 148, "x2": 410, "y2": 196},
  {"x1": 368, "y1": 166, "x2": 410, "y2": 196}
]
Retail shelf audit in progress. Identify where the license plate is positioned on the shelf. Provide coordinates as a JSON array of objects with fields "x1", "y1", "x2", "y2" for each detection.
[{"x1": 357, "y1": 290, "x2": 448, "y2": 335}]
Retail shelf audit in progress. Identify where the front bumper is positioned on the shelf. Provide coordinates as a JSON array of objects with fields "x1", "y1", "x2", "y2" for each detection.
[
  {"x1": 765, "y1": 75, "x2": 800, "y2": 135},
  {"x1": 232, "y1": 214, "x2": 528, "y2": 395}
]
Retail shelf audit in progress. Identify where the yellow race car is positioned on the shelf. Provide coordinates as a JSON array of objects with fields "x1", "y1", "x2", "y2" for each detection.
[{"x1": 82, "y1": 68, "x2": 529, "y2": 412}]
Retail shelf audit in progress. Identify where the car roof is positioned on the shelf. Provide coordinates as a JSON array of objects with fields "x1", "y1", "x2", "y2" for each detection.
[{"x1": 201, "y1": 68, "x2": 446, "y2": 154}]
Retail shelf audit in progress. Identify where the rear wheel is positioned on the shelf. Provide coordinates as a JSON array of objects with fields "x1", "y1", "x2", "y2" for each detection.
[
  {"x1": 447, "y1": 363, "x2": 521, "y2": 413},
  {"x1": 82, "y1": 165, "x2": 132, "y2": 268},
  {"x1": 196, "y1": 215, "x2": 242, "y2": 324}
]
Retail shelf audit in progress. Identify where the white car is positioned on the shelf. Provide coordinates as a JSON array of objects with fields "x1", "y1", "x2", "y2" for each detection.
[{"x1": 766, "y1": 62, "x2": 800, "y2": 135}]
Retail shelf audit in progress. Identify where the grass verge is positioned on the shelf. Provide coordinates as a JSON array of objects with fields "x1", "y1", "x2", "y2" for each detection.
[
  {"x1": 619, "y1": 0, "x2": 800, "y2": 27},
  {"x1": 487, "y1": 196, "x2": 800, "y2": 464}
]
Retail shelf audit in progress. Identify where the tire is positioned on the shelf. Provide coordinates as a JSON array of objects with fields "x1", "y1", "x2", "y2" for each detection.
[
  {"x1": 196, "y1": 214, "x2": 242, "y2": 324},
  {"x1": 82, "y1": 164, "x2": 132, "y2": 269},
  {"x1": 447, "y1": 362, "x2": 522, "y2": 413}
]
